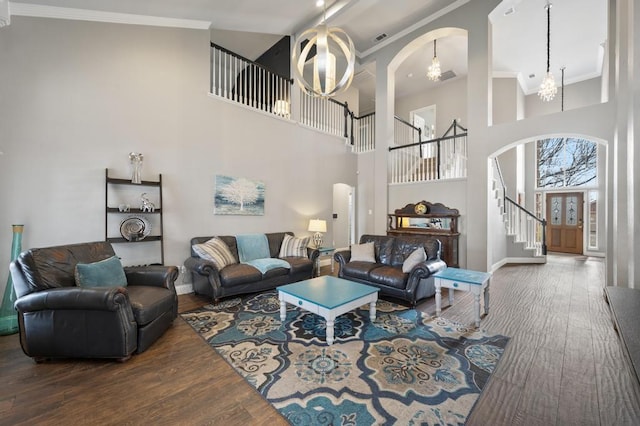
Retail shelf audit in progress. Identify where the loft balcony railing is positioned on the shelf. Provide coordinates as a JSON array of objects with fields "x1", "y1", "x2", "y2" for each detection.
[
  {"x1": 389, "y1": 119, "x2": 468, "y2": 183},
  {"x1": 210, "y1": 43, "x2": 293, "y2": 116}
]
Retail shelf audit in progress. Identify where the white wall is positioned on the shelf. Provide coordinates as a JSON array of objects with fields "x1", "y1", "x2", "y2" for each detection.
[
  {"x1": 395, "y1": 77, "x2": 467, "y2": 137},
  {"x1": 492, "y1": 77, "x2": 519, "y2": 125},
  {"x1": 525, "y1": 77, "x2": 602, "y2": 118},
  {"x1": 0, "y1": 17, "x2": 358, "y2": 294}
]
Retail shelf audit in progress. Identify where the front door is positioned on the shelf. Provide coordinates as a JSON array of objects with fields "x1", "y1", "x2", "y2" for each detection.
[{"x1": 546, "y1": 192, "x2": 584, "y2": 254}]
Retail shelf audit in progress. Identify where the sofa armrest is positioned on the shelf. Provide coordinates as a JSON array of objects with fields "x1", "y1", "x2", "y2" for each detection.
[
  {"x1": 184, "y1": 256, "x2": 221, "y2": 277},
  {"x1": 15, "y1": 286, "x2": 129, "y2": 312},
  {"x1": 307, "y1": 247, "x2": 320, "y2": 262},
  {"x1": 124, "y1": 265, "x2": 179, "y2": 291},
  {"x1": 334, "y1": 249, "x2": 351, "y2": 265},
  {"x1": 424, "y1": 259, "x2": 447, "y2": 275}
]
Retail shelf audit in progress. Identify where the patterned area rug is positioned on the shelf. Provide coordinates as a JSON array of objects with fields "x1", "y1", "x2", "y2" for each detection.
[{"x1": 181, "y1": 290, "x2": 509, "y2": 425}]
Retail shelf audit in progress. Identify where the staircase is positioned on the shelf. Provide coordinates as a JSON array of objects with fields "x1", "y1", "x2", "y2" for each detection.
[{"x1": 491, "y1": 159, "x2": 547, "y2": 260}]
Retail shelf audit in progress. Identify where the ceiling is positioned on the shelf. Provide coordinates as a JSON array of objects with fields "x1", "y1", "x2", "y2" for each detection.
[{"x1": 9, "y1": 0, "x2": 607, "y2": 113}]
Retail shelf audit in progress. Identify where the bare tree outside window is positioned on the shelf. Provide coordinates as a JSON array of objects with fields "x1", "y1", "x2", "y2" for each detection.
[{"x1": 536, "y1": 138, "x2": 597, "y2": 188}]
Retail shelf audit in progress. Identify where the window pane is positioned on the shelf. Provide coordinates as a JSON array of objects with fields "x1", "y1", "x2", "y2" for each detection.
[{"x1": 537, "y1": 138, "x2": 597, "y2": 188}]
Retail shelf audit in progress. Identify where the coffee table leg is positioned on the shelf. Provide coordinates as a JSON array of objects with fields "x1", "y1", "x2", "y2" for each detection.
[
  {"x1": 326, "y1": 319, "x2": 335, "y2": 345},
  {"x1": 369, "y1": 300, "x2": 377, "y2": 322},
  {"x1": 279, "y1": 293, "x2": 286, "y2": 322}
]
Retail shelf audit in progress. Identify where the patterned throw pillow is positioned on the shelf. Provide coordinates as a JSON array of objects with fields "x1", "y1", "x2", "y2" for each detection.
[
  {"x1": 278, "y1": 234, "x2": 310, "y2": 258},
  {"x1": 193, "y1": 237, "x2": 237, "y2": 269},
  {"x1": 350, "y1": 242, "x2": 376, "y2": 262}
]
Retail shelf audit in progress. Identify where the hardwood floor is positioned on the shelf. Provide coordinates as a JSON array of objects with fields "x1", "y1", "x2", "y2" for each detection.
[{"x1": 1, "y1": 254, "x2": 639, "y2": 425}]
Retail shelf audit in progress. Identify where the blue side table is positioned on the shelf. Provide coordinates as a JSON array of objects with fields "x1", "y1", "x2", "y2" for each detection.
[
  {"x1": 433, "y1": 267, "x2": 491, "y2": 327},
  {"x1": 315, "y1": 247, "x2": 335, "y2": 277}
]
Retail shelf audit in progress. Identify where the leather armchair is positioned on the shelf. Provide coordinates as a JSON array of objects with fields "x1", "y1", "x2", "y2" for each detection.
[{"x1": 9, "y1": 241, "x2": 179, "y2": 362}]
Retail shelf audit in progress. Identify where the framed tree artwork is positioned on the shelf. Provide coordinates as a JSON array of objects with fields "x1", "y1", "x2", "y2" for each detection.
[{"x1": 214, "y1": 175, "x2": 265, "y2": 215}]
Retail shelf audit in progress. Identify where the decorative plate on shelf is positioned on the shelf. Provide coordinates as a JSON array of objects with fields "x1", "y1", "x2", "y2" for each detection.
[
  {"x1": 120, "y1": 216, "x2": 151, "y2": 242},
  {"x1": 414, "y1": 203, "x2": 427, "y2": 214}
]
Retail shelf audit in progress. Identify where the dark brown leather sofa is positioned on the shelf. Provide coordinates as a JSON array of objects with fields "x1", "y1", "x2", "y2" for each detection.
[
  {"x1": 334, "y1": 234, "x2": 446, "y2": 306},
  {"x1": 9, "y1": 241, "x2": 179, "y2": 361},
  {"x1": 185, "y1": 232, "x2": 318, "y2": 303}
]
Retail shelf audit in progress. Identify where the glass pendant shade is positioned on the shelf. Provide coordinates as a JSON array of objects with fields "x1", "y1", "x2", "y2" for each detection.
[
  {"x1": 427, "y1": 39, "x2": 441, "y2": 81},
  {"x1": 293, "y1": 23, "x2": 355, "y2": 98},
  {"x1": 538, "y1": 72, "x2": 557, "y2": 102}
]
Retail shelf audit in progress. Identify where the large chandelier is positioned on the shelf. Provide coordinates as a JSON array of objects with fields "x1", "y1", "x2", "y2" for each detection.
[
  {"x1": 427, "y1": 39, "x2": 441, "y2": 81},
  {"x1": 292, "y1": 5, "x2": 355, "y2": 98},
  {"x1": 538, "y1": 1, "x2": 557, "y2": 102}
]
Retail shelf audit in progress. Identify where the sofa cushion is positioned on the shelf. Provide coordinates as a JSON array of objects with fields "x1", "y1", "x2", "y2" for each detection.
[
  {"x1": 279, "y1": 234, "x2": 310, "y2": 257},
  {"x1": 193, "y1": 237, "x2": 237, "y2": 269},
  {"x1": 341, "y1": 261, "x2": 383, "y2": 280},
  {"x1": 402, "y1": 247, "x2": 427, "y2": 273},
  {"x1": 368, "y1": 265, "x2": 408, "y2": 289},
  {"x1": 391, "y1": 238, "x2": 427, "y2": 267},
  {"x1": 219, "y1": 263, "x2": 262, "y2": 287},
  {"x1": 350, "y1": 242, "x2": 375, "y2": 262},
  {"x1": 359, "y1": 235, "x2": 395, "y2": 265},
  {"x1": 75, "y1": 256, "x2": 128, "y2": 288},
  {"x1": 281, "y1": 257, "x2": 314, "y2": 275},
  {"x1": 127, "y1": 285, "x2": 175, "y2": 326}
]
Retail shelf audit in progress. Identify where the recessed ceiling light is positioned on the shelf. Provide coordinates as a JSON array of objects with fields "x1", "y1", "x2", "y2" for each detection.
[
  {"x1": 407, "y1": 73, "x2": 413, "y2": 78},
  {"x1": 316, "y1": 0, "x2": 325, "y2": 7}
]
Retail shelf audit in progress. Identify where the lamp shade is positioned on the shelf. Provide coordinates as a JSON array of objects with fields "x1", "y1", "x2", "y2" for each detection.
[{"x1": 308, "y1": 219, "x2": 327, "y2": 233}]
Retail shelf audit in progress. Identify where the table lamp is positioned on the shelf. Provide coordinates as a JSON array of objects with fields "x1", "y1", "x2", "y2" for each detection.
[{"x1": 308, "y1": 219, "x2": 327, "y2": 248}]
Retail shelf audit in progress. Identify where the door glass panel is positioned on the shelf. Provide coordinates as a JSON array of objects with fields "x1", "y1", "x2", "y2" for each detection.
[
  {"x1": 565, "y1": 196, "x2": 578, "y2": 225},
  {"x1": 551, "y1": 196, "x2": 562, "y2": 225}
]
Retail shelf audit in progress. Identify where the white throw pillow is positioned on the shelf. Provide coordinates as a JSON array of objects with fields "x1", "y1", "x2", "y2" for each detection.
[
  {"x1": 350, "y1": 242, "x2": 376, "y2": 262},
  {"x1": 193, "y1": 237, "x2": 237, "y2": 269},
  {"x1": 278, "y1": 234, "x2": 310, "y2": 257},
  {"x1": 402, "y1": 247, "x2": 427, "y2": 273}
]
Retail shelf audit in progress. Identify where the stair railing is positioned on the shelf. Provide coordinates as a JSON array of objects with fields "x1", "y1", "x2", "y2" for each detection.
[
  {"x1": 493, "y1": 158, "x2": 547, "y2": 256},
  {"x1": 350, "y1": 112, "x2": 375, "y2": 153},
  {"x1": 299, "y1": 90, "x2": 351, "y2": 139}
]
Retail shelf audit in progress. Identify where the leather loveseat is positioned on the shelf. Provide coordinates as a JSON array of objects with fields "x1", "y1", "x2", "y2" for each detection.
[
  {"x1": 185, "y1": 232, "x2": 318, "y2": 303},
  {"x1": 9, "y1": 241, "x2": 179, "y2": 362},
  {"x1": 334, "y1": 234, "x2": 446, "y2": 306}
]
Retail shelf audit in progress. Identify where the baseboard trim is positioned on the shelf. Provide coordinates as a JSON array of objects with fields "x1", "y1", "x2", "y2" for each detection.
[
  {"x1": 492, "y1": 256, "x2": 546, "y2": 272},
  {"x1": 175, "y1": 283, "x2": 193, "y2": 295}
]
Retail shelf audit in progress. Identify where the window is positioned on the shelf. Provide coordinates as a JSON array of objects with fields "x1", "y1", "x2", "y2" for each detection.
[{"x1": 536, "y1": 138, "x2": 597, "y2": 188}]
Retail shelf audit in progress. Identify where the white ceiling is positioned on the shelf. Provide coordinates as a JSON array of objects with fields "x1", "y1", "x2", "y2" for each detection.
[{"x1": 9, "y1": 0, "x2": 608, "y2": 112}]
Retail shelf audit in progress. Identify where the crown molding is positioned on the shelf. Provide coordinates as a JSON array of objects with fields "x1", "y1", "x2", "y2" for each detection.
[
  {"x1": 0, "y1": 0, "x2": 10, "y2": 27},
  {"x1": 8, "y1": 3, "x2": 211, "y2": 29}
]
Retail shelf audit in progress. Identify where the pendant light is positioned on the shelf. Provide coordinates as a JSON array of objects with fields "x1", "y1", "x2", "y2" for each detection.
[
  {"x1": 538, "y1": 1, "x2": 557, "y2": 102},
  {"x1": 427, "y1": 39, "x2": 442, "y2": 81},
  {"x1": 292, "y1": 2, "x2": 355, "y2": 98}
]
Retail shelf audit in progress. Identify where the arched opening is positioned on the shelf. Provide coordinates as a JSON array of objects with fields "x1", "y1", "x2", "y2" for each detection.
[{"x1": 488, "y1": 133, "x2": 607, "y2": 269}]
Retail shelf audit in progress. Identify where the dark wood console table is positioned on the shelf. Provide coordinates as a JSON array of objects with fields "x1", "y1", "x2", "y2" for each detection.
[{"x1": 387, "y1": 201, "x2": 460, "y2": 267}]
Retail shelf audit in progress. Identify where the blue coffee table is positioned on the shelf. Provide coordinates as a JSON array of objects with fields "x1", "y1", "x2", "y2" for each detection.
[
  {"x1": 433, "y1": 267, "x2": 491, "y2": 327},
  {"x1": 277, "y1": 276, "x2": 379, "y2": 345}
]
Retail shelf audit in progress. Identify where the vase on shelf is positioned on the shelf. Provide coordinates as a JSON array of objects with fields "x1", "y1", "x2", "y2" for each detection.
[
  {"x1": 129, "y1": 152, "x2": 143, "y2": 184},
  {"x1": 0, "y1": 224, "x2": 23, "y2": 335}
]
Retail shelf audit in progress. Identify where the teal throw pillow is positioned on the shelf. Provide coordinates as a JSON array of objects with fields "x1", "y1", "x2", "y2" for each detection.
[{"x1": 75, "y1": 255, "x2": 128, "y2": 288}]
